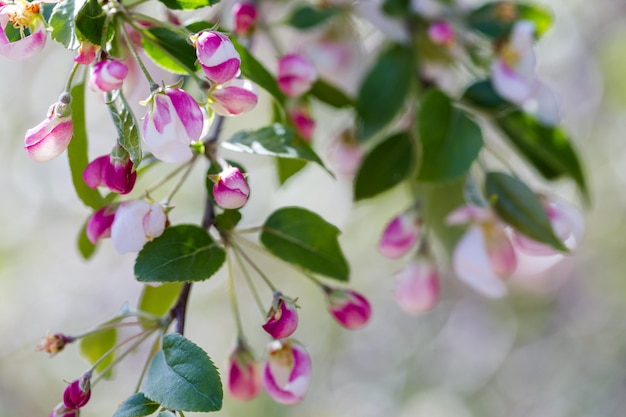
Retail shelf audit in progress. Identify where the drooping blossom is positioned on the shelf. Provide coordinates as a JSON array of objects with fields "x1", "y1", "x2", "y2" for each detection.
[
  {"x1": 24, "y1": 93, "x2": 73, "y2": 162},
  {"x1": 262, "y1": 292, "x2": 299, "y2": 339},
  {"x1": 86, "y1": 205, "x2": 117, "y2": 244},
  {"x1": 83, "y1": 148, "x2": 136, "y2": 194},
  {"x1": 141, "y1": 86, "x2": 204, "y2": 163},
  {"x1": 209, "y1": 79, "x2": 258, "y2": 117},
  {"x1": 232, "y1": 2, "x2": 257, "y2": 36},
  {"x1": 262, "y1": 339, "x2": 311, "y2": 405},
  {"x1": 49, "y1": 403, "x2": 78, "y2": 417},
  {"x1": 379, "y1": 208, "x2": 421, "y2": 259},
  {"x1": 277, "y1": 53, "x2": 317, "y2": 97},
  {"x1": 89, "y1": 59, "x2": 129, "y2": 93},
  {"x1": 447, "y1": 204, "x2": 517, "y2": 297},
  {"x1": 394, "y1": 257, "x2": 440, "y2": 313},
  {"x1": 63, "y1": 374, "x2": 91, "y2": 410},
  {"x1": 211, "y1": 166, "x2": 250, "y2": 209},
  {"x1": 74, "y1": 41, "x2": 98, "y2": 65},
  {"x1": 0, "y1": 0, "x2": 46, "y2": 60},
  {"x1": 194, "y1": 31, "x2": 241, "y2": 85},
  {"x1": 110, "y1": 200, "x2": 167, "y2": 254},
  {"x1": 323, "y1": 287, "x2": 371, "y2": 329},
  {"x1": 428, "y1": 21, "x2": 455, "y2": 46},
  {"x1": 288, "y1": 105, "x2": 315, "y2": 141},
  {"x1": 227, "y1": 340, "x2": 262, "y2": 401}
]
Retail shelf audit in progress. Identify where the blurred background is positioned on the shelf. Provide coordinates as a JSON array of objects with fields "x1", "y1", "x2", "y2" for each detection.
[{"x1": 2, "y1": 0, "x2": 626, "y2": 416}]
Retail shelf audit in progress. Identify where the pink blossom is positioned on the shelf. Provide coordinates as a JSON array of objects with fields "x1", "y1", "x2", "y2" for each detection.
[
  {"x1": 262, "y1": 292, "x2": 299, "y2": 339},
  {"x1": 288, "y1": 106, "x2": 315, "y2": 141},
  {"x1": 428, "y1": 21, "x2": 455, "y2": 45},
  {"x1": 324, "y1": 287, "x2": 371, "y2": 329},
  {"x1": 0, "y1": 0, "x2": 46, "y2": 61},
  {"x1": 74, "y1": 41, "x2": 97, "y2": 65},
  {"x1": 232, "y1": 2, "x2": 257, "y2": 36},
  {"x1": 89, "y1": 59, "x2": 129, "y2": 93},
  {"x1": 209, "y1": 79, "x2": 258, "y2": 116},
  {"x1": 86, "y1": 205, "x2": 116, "y2": 244},
  {"x1": 49, "y1": 404, "x2": 78, "y2": 417},
  {"x1": 262, "y1": 339, "x2": 311, "y2": 405},
  {"x1": 194, "y1": 31, "x2": 241, "y2": 85},
  {"x1": 327, "y1": 130, "x2": 364, "y2": 177},
  {"x1": 63, "y1": 375, "x2": 91, "y2": 409},
  {"x1": 379, "y1": 210, "x2": 421, "y2": 259},
  {"x1": 24, "y1": 94, "x2": 73, "y2": 162},
  {"x1": 141, "y1": 86, "x2": 204, "y2": 163},
  {"x1": 110, "y1": 200, "x2": 166, "y2": 254},
  {"x1": 83, "y1": 150, "x2": 137, "y2": 195},
  {"x1": 394, "y1": 258, "x2": 440, "y2": 313},
  {"x1": 212, "y1": 166, "x2": 250, "y2": 209},
  {"x1": 277, "y1": 53, "x2": 317, "y2": 97},
  {"x1": 227, "y1": 341, "x2": 262, "y2": 401}
]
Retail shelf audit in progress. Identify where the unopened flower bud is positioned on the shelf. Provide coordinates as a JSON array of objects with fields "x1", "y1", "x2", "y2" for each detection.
[
  {"x1": 379, "y1": 209, "x2": 421, "y2": 259},
  {"x1": 227, "y1": 340, "x2": 262, "y2": 401},
  {"x1": 89, "y1": 59, "x2": 129, "y2": 93},
  {"x1": 324, "y1": 287, "x2": 371, "y2": 329},
  {"x1": 74, "y1": 41, "x2": 97, "y2": 65},
  {"x1": 209, "y1": 79, "x2": 258, "y2": 116},
  {"x1": 288, "y1": 105, "x2": 315, "y2": 141},
  {"x1": 24, "y1": 95, "x2": 73, "y2": 162},
  {"x1": 86, "y1": 205, "x2": 116, "y2": 244},
  {"x1": 394, "y1": 258, "x2": 440, "y2": 313},
  {"x1": 427, "y1": 21, "x2": 455, "y2": 45},
  {"x1": 83, "y1": 148, "x2": 137, "y2": 195},
  {"x1": 63, "y1": 374, "x2": 91, "y2": 409},
  {"x1": 211, "y1": 166, "x2": 250, "y2": 209},
  {"x1": 262, "y1": 292, "x2": 299, "y2": 339},
  {"x1": 277, "y1": 53, "x2": 317, "y2": 97},
  {"x1": 111, "y1": 200, "x2": 167, "y2": 254},
  {"x1": 37, "y1": 331, "x2": 74, "y2": 356},
  {"x1": 232, "y1": 2, "x2": 258, "y2": 36},
  {"x1": 263, "y1": 339, "x2": 311, "y2": 405},
  {"x1": 194, "y1": 31, "x2": 241, "y2": 85}
]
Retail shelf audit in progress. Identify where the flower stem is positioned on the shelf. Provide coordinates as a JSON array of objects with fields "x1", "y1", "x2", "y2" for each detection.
[
  {"x1": 227, "y1": 252, "x2": 245, "y2": 337},
  {"x1": 164, "y1": 156, "x2": 198, "y2": 204},
  {"x1": 64, "y1": 62, "x2": 81, "y2": 93},
  {"x1": 119, "y1": 20, "x2": 158, "y2": 90},
  {"x1": 230, "y1": 239, "x2": 277, "y2": 292},
  {"x1": 232, "y1": 246, "x2": 266, "y2": 316}
]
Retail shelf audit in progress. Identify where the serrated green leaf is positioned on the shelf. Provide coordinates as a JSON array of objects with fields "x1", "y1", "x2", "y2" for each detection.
[
  {"x1": 138, "y1": 283, "x2": 184, "y2": 327},
  {"x1": 75, "y1": 0, "x2": 106, "y2": 45},
  {"x1": 261, "y1": 207, "x2": 349, "y2": 281},
  {"x1": 496, "y1": 111, "x2": 588, "y2": 203},
  {"x1": 356, "y1": 43, "x2": 415, "y2": 142},
  {"x1": 277, "y1": 157, "x2": 307, "y2": 185},
  {"x1": 468, "y1": 2, "x2": 553, "y2": 40},
  {"x1": 417, "y1": 89, "x2": 483, "y2": 181},
  {"x1": 287, "y1": 5, "x2": 339, "y2": 29},
  {"x1": 232, "y1": 38, "x2": 286, "y2": 104},
  {"x1": 354, "y1": 131, "x2": 415, "y2": 200},
  {"x1": 310, "y1": 79, "x2": 354, "y2": 108},
  {"x1": 485, "y1": 172, "x2": 567, "y2": 251},
  {"x1": 462, "y1": 79, "x2": 512, "y2": 111},
  {"x1": 141, "y1": 27, "x2": 198, "y2": 74},
  {"x1": 135, "y1": 225, "x2": 226, "y2": 283},
  {"x1": 79, "y1": 327, "x2": 117, "y2": 377},
  {"x1": 112, "y1": 393, "x2": 160, "y2": 417},
  {"x1": 156, "y1": 0, "x2": 219, "y2": 10},
  {"x1": 49, "y1": 0, "x2": 84, "y2": 49},
  {"x1": 143, "y1": 333, "x2": 222, "y2": 412},
  {"x1": 214, "y1": 210, "x2": 242, "y2": 231},
  {"x1": 106, "y1": 93, "x2": 142, "y2": 168},
  {"x1": 68, "y1": 82, "x2": 107, "y2": 209}
]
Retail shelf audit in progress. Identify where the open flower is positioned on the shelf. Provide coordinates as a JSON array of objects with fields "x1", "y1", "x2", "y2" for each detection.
[
  {"x1": 324, "y1": 287, "x2": 371, "y2": 329},
  {"x1": 110, "y1": 200, "x2": 166, "y2": 254},
  {"x1": 141, "y1": 86, "x2": 204, "y2": 163},
  {"x1": 263, "y1": 292, "x2": 299, "y2": 339},
  {"x1": 228, "y1": 340, "x2": 262, "y2": 401},
  {"x1": 209, "y1": 79, "x2": 258, "y2": 116},
  {"x1": 277, "y1": 53, "x2": 317, "y2": 97},
  {"x1": 86, "y1": 205, "x2": 116, "y2": 245},
  {"x1": 89, "y1": 59, "x2": 129, "y2": 93},
  {"x1": 0, "y1": 0, "x2": 46, "y2": 60},
  {"x1": 379, "y1": 209, "x2": 421, "y2": 259},
  {"x1": 394, "y1": 257, "x2": 440, "y2": 313},
  {"x1": 211, "y1": 166, "x2": 250, "y2": 209},
  {"x1": 194, "y1": 31, "x2": 241, "y2": 85},
  {"x1": 262, "y1": 339, "x2": 311, "y2": 405},
  {"x1": 24, "y1": 94, "x2": 73, "y2": 162}
]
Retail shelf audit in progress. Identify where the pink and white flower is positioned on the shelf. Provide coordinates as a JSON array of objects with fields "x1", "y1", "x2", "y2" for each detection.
[
  {"x1": 324, "y1": 287, "x2": 371, "y2": 329},
  {"x1": 141, "y1": 86, "x2": 204, "y2": 163},
  {"x1": 262, "y1": 292, "x2": 299, "y2": 339},
  {"x1": 110, "y1": 200, "x2": 166, "y2": 254},
  {"x1": 86, "y1": 205, "x2": 116, "y2": 245},
  {"x1": 394, "y1": 257, "x2": 440, "y2": 313},
  {"x1": 0, "y1": 0, "x2": 46, "y2": 61},
  {"x1": 83, "y1": 149, "x2": 137, "y2": 195},
  {"x1": 288, "y1": 105, "x2": 315, "y2": 141},
  {"x1": 379, "y1": 209, "x2": 421, "y2": 259},
  {"x1": 232, "y1": 2, "x2": 257, "y2": 36},
  {"x1": 227, "y1": 341, "x2": 262, "y2": 401},
  {"x1": 428, "y1": 21, "x2": 455, "y2": 46},
  {"x1": 211, "y1": 166, "x2": 250, "y2": 209},
  {"x1": 194, "y1": 31, "x2": 241, "y2": 85},
  {"x1": 327, "y1": 130, "x2": 364, "y2": 177},
  {"x1": 277, "y1": 53, "x2": 317, "y2": 97},
  {"x1": 262, "y1": 339, "x2": 311, "y2": 405},
  {"x1": 89, "y1": 59, "x2": 129, "y2": 93},
  {"x1": 24, "y1": 94, "x2": 73, "y2": 162},
  {"x1": 447, "y1": 205, "x2": 517, "y2": 297},
  {"x1": 74, "y1": 41, "x2": 97, "y2": 65},
  {"x1": 209, "y1": 79, "x2": 258, "y2": 117}
]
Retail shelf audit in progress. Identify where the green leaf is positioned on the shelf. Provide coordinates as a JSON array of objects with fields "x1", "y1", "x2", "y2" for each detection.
[
  {"x1": 49, "y1": 0, "x2": 84, "y2": 49},
  {"x1": 106, "y1": 93, "x2": 142, "y2": 168},
  {"x1": 214, "y1": 210, "x2": 242, "y2": 231},
  {"x1": 138, "y1": 283, "x2": 184, "y2": 327},
  {"x1": 261, "y1": 207, "x2": 349, "y2": 281},
  {"x1": 468, "y1": 2, "x2": 553, "y2": 40},
  {"x1": 356, "y1": 43, "x2": 415, "y2": 142},
  {"x1": 417, "y1": 89, "x2": 483, "y2": 182},
  {"x1": 143, "y1": 333, "x2": 222, "y2": 412},
  {"x1": 496, "y1": 111, "x2": 588, "y2": 202},
  {"x1": 382, "y1": 0, "x2": 411, "y2": 16},
  {"x1": 232, "y1": 38, "x2": 286, "y2": 104},
  {"x1": 79, "y1": 327, "x2": 117, "y2": 377},
  {"x1": 462, "y1": 79, "x2": 512, "y2": 112},
  {"x1": 354, "y1": 131, "x2": 415, "y2": 200},
  {"x1": 135, "y1": 225, "x2": 226, "y2": 283},
  {"x1": 113, "y1": 393, "x2": 160, "y2": 417},
  {"x1": 68, "y1": 82, "x2": 107, "y2": 209},
  {"x1": 77, "y1": 220, "x2": 97, "y2": 260},
  {"x1": 287, "y1": 5, "x2": 339, "y2": 29},
  {"x1": 142, "y1": 27, "x2": 198, "y2": 74},
  {"x1": 156, "y1": 0, "x2": 219, "y2": 10},
  {"x1": 75, "y1": 0, "x2": 107, "y2": 46},
  {"x1": 310, "y1": 79, "x2": 354, "y2": 108},
  {"x1": 485, "y1": 172, "x2": 567, "y2": 251},
  {"x1": 277, "y1": 158, "x2": 307, "y2": 185}
]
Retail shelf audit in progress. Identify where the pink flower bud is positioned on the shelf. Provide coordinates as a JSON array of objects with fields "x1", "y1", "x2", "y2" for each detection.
[
  {"x1": 262, "y1": 339, "x2": 311, "y2": 405},
  {"x1": 277, "y1": 53, "x2": 317, "y2": 97},
  {"x1": 232, "y1": 2, "x2": 258, "y2": 36},
  {"x1": 83, "y1": 150, "x2": 137, "y2": 195},
  {"x1": 379, "y1": 210, "x2": 421, "y2": 259},
  {"x1": 63, "y1": 375, "x2": 91, "y2": 409},
  {"x1": 427, "y1": 21, "x2": 455, "y2": 45},
  {"x1": 0, "y1": 2, "x2": 46, "y2": 60},
  {"x1": 328, "y1": 130, "x2": 364, "y2": 177},
  {"x1": 394, "y1": 258, "x2": 440, "y2": 313},
  {"x1": 49, "y1": 403, "x2": 78, "y2": 417},
  {"x1": 74, "y1": 41, "x2": 97, "y2": 65},
  {"x1": 141, "y1": 87, "x2": 204, "y2": 163},
  {"x1": 212, "y1": 166, "x2": 250, "y2": 209},
  {"x1": 228, "y1": 341, "x2": 262, "y2": 401},
  {"x1": 194, "y1": 31, "x2": 241, "y2": 85},
  {"x1": 324, "y1": 287, "x2": 371, "y2": 329},
  {"x1": 288, "y1": 106, "x2": 315, "y2": 141},
  {"x1": 24, "y1": 94, "x2": 73, "y2": 162},
  {"x1": 209, "y1": 79, "x2": 258, "y2": 116},
  {"x1": 89, "y1": 59, "x2": 129, "y2": 93},
  {"x1": 262, "y1": 292, "x2": 298, "y2": 339},
  {"x1": 110, "y1": 200, "x2": 166, "y2": 254},
  {"x1": 86, "y1": 205, "x2": 116, "y2": 244}
]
